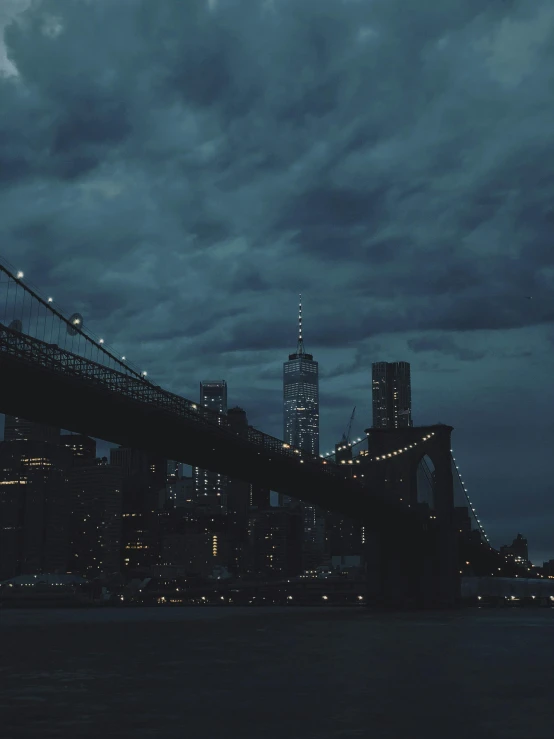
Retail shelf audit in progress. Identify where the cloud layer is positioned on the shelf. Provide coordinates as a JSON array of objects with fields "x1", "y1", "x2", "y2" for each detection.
[{"x1": 1, "y1": 0, "x2": 553, "y2": 560}]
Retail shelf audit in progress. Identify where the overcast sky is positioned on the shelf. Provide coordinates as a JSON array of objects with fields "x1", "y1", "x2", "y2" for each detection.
[{"x1": 1, "y1": 0, "x2": 553, "y2": 563}]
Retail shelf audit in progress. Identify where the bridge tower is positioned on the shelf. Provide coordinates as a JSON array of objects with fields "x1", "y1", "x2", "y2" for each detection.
[{"x1": 363, "y1": 424, "x2": 459, "y2": 608}]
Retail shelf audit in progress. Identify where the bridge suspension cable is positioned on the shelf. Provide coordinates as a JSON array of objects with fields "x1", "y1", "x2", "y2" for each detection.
[
  {"x1": 0, "y1": 256, "x2": 145, "y2": 380},
  {"x1": 321, "y1": 433, "x2": 366, "y2": 459},
  {"x1": 450, "y1": 450, "x2": 490, "y2": 545}
]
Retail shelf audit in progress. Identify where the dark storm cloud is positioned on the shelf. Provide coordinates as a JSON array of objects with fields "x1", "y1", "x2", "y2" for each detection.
[
  {"x1": 408, "y1": 336, "x2": 486, "y2": 362},
  {"x1": 1, "y1": 0, "x2": 553, "y2": 559}
]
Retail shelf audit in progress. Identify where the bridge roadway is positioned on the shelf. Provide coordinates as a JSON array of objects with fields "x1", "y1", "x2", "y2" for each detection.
[{"x1": 0, "y1": 324, "x2": 411, "y2": 527}]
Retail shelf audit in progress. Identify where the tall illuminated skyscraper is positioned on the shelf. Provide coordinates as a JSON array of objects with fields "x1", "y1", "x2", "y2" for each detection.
[
  {"x1": 372, "y1": 361, "x2": 412, "y2": 429},
  {"x1": 283, "y1": 296, "x2": 319, "y2": 456},
  {"x1": 193, "y1": 380, "x2": 228, "y2": 513},
  {"x1": 282, "y1": 298, "x2": 323, "y2": 570}
]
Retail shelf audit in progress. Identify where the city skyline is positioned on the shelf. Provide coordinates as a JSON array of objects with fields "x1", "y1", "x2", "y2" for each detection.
[{"x1": 0, "y1": 0, "x2": 553, "y2": 564}]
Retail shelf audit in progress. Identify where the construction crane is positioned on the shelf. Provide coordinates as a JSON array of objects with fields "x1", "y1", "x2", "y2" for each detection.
[{"x1": 342, "y1": 406, "x2": 356, "y2": 445}]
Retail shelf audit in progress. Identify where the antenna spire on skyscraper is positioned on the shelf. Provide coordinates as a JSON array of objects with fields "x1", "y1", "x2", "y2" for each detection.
[{"x1": 297, "y1": 293, "x2": 304, "y2": 355}]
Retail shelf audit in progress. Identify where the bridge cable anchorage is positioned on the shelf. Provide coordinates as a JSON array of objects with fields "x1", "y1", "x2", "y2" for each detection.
[
  {"x1": 0, "y1": 258, "x2": 144, "y2": 381},
  {"x1": 450, "y1": 451, "x2": 490, "y2": 545}
]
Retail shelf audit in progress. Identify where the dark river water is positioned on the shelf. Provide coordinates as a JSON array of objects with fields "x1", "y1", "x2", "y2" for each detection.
[{"x1": 1, "y1": 607, "x2": 553, "y2": 739}]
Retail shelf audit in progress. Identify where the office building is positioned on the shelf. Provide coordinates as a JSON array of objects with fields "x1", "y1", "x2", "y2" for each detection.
[
  {"x1": 109, "y1": 447, "x2": 167, "y2": 573},
  {"x1": 4, "y1": 415, "x2": 59, "y2": 445},
  {"x1": 193, "y1": 381, "x2": 228, "y2": 513},
  {"x1": 0, "y1": 419, "x2": 72, "y2": 579},
  {"x1": 372, "y1": 361, "x2": 412, "y2": 429},
  {"x1": 247, "y1": 508, "x2": 303, "y2": 579},
  {"x1": 60, "y1": 433, "x2": 96, "y2": 465},
  {"x1": 500, "y1": 533, "x2": 529, "y2": 568},
  {"x1": 326, "y1": 513, "x2": 363, "y2": 559},
  {"x1": 166, "y1": 476, "x2": 194, "y2": 508},
  {"x1": 67, "y1": 459, "x2": 123, "y2": 578},
  {"x1": 249, "y1": 484, "x2": 271, "y2": 509},
  {"x1": 282, "y1": 297, "x2": 325, "y2": 567},
  {"x1": 282, "y1": 294, "x2": 319, "y2": 506},
  {"x1": 283, "y1": 296, "x2": 319, "y2": 455}
]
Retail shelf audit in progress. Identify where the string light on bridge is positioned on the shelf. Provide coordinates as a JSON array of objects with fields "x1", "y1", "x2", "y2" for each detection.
[
  {"x1": 372, "y1": 432, "x2": 435, "y2": 462},
  {"x1": 452, "y1": 450, "x2": 490, "y2": 544}
]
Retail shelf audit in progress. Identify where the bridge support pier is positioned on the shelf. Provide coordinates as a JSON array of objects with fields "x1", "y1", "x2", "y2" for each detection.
[
  {"x1": 365, "y1": 516, "x2": 459, "y2": 609},
  {"x1": 363, "y1": 424, "x2": 460, "y2": 609}
]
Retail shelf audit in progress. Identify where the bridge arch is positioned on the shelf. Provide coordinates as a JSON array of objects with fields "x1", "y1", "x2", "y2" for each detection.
[{"x1": 415, "y1": 453, "x2": 435, "y2": 510}]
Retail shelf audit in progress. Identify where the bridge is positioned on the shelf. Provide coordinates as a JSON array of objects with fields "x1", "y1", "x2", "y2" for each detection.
[{"x1": 0, "y1": 261, "x2": 492, "y2": 608}]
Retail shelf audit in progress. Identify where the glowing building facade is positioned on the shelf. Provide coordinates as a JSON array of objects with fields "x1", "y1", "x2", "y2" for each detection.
[
  {"x1": 372, "y1": 361, "x2": 412, "y2": 429},
  {"x1": 283, "y1": 297, "x2": 319, "y2": 456},
  {"x1": 193, "y1": 380, "x2": 228, "y2": 513},
  {"x1": 282, "y1": 298, "x2": 324, "y2": 570}
]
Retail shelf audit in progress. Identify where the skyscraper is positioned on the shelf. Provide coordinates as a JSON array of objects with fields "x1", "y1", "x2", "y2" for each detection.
[
  {"x1": 193, "y1": 380, "x2": 228, "y2": 513},
  {"x1": 199, "y1": 380, "x2": 228, "y2": 415},
  {"x1": 110, "y1": 447, "x2": 167, "y2": 573},
  {"x1": 282, "y1": 297, "x2": 324, "y2": 570},
  {"x1": 283, "y1": 296, "x2": 319, "y2": 455},
  {"x1": 4, "y1": 415, "x2": 59, "y2": 445},
  {"x1": 67, "y1": 460, "x2": 123, "y2": 578},
  {"x1": 60, "y1": 433, "x2": 97, "y2": 465},
  {"x1": 372, "y1": 361, "x2": 412, "y2": 429},
  {"x1": 0, "y1": 418, "x2": 72, "y2": 579}
]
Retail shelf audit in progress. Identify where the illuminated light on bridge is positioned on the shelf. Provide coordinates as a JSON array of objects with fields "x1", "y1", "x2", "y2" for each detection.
[
  {"x1": 47, "y1": 297, "x2": 53, "y2": 303},
  {"x1": 451, "y1": 451, "x2": 490, "y2": 543},
  {"x1": 16, "y1": 270, "x2": 24, "y2": 279},
  {"x1": 99, "y1": 339, "x2": 104, "y2": 344}
]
